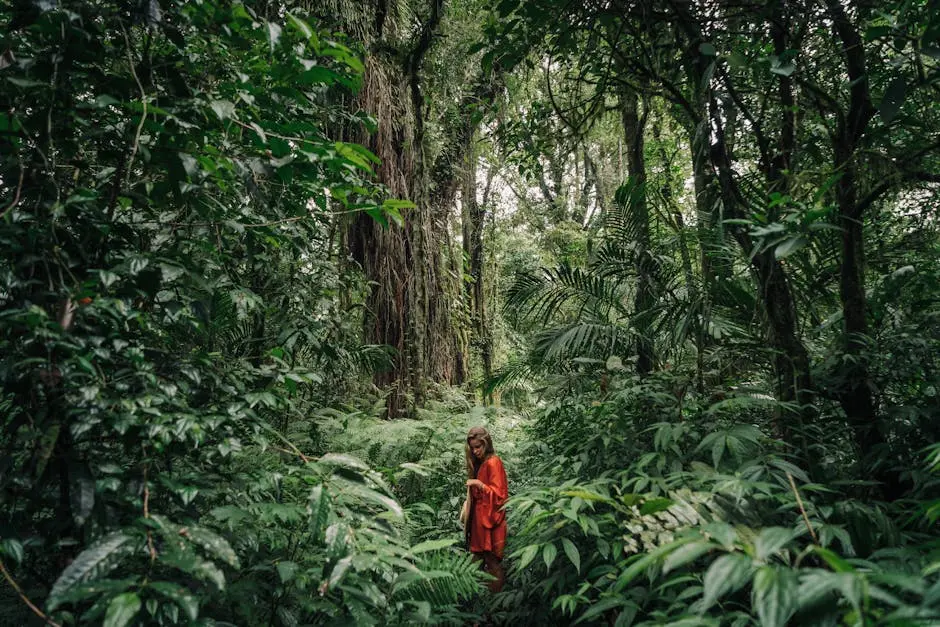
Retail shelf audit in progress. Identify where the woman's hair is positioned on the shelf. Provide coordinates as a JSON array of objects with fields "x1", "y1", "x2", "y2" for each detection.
[{"x1": 465, "y1": 426, "x2": 495, "y2": 478}]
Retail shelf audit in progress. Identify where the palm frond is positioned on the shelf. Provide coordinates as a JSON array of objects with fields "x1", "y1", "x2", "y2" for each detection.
[
  {"x1": 506, "y1": 264, "x2": 627, "y2": 325},
  {"x1": 484, "y1": 360, "x2": 535, "y2": 396},
  {"x1": 531, "y1": 322, "x2": 629, "y2": 364}
]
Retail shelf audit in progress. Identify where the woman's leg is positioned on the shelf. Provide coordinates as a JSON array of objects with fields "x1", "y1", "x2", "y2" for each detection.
[{"x1": 482, "y1": 551, "x2": 505, "y2": 593}]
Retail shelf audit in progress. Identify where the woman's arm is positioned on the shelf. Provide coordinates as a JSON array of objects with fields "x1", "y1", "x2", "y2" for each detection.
[{"x1": 477, "y1": 457, "x2": 508, "y2": 500}]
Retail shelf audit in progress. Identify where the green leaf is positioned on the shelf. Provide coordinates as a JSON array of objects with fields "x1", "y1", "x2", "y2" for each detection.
[
  {"x1": 639, "y1": 497, "x2": 673, "y2": 515},
  {"x1": 751, "y1": 566, "x2": 798, "y2": 627},
  {"x1": 517, "y1": 544, "x2": 539, "y2": 569},
  {"x1": 328, "y1": 555, "x2": 353, "y2": 588},
  {"x1": 879, "y1": 76, "x2": 907, "y2": 124},
  {"x1": 543, "y1": 542, "x2": 558, "y2": 570},
  {"x1": 561, "y1": 538, "x2": 580, "y2": 573},
  {"x1": 184, "y1": 526, "x2": 240, "y2": 568},
  {"x1": 770, "y1": 61, "x2": 796, "y2": 77},
  {"x1": 48, "y1": 532, "x2": 140, "y2": 605},
  {"x1": 381, "y1": 198, "x2": 416, "y2": 210},
  {"x1": 701, "y1": 553, "x2": 752, "y2": 610},
  {"x1": 755, "y1": 527, "x2": 794, "y2": 561},
  {"x1": 319, "y1": 453, "x2": 369, "y2": 470},
  {"x1": 812, "y1": 546, "x2": 855, "y2": 573},
  {"x1": 574, "y1": 596, "x2": 630, "y2": 624},
  {"x1": 308, "y1": 485, "x2": 331, "y2": 541},
  {"x1": 334, "y1": 479, "x2": 403, "y2": 518},
  {"x1": 412, "y1": 538, "x2": 457, "y2": 554},
  {"x1": 103, "y1": 592, "x2": 141, "y2": 627},
  {"x1": 148, "y1": 582, "x2": 198, "y2": 621},
  {"x1": 774, "y1": 236, "x2": 807, "y2": 259},
  {"x1": 383, "y1": 205, "x2": 404, "y2": 228},
  {"x1": 6, "y1": 77, "x2": 47, "y2": 89},
  {"x1": 613, "y1": 552, "x2": 657, "y2": 592},
  {"x1": 320, "y1": 41, "x2": 364, "y2": 73},
  {"x1": 662, "y1": 541, "x2": 716, "y2": 574},
  {"x1": 287, "y1": 13, "x2": 314, "y2": 40},
  {"x1": 277, "y1": 560, "x2": 299, "y2": 583},
  {"x1": 334, "y1": 142, "x2": 376, "y2": 172},
  {"x1": 1, "y1": 538, "x2": 24, "y2": 564},
  {"x1": 267, "y1": 22, "x2": 282, "y2": 51},
  {"x1": 210, "y1": 100, "x2": 236, "y2": 121}
]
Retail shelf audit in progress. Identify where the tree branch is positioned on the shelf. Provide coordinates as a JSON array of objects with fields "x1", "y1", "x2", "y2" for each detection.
[{"x1": 0, "y1": 558, "x2": 61, "y2": 627}]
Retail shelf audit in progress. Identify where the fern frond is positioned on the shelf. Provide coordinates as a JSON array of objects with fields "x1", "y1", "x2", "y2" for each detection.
[{"x1": 392, "y1": 550, "x2": 485, "y2": 606}]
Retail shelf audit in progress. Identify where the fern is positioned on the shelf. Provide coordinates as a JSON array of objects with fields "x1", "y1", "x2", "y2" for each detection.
[{"x1": 393, "y1": 550, "x2": 486, "y2": 606}]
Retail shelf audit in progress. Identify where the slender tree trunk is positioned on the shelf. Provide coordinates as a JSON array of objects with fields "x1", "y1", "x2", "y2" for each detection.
[
  {"x1": 709, "y1": 103, "x2": 814, "y2": 445},
  {"x1": 670, "y1": 1, "x2": 814, "y2": 451},
  {"x1": 621, "y1": 89, "x2": 655, "y2": 375},
  {"x1": 824, "y1": 0, "x2": 899, "y2": 495},
  {"x1": 462, "y1": 140, "x2": 492, "y2": 400},
  {"x1": 653, "y1": 117, "x2": 703, "y2": 393}
]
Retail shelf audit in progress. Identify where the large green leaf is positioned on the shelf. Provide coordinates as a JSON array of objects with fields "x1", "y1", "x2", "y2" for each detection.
[
  {"x1": 879, "y1": 76, "x2": 908, "y2": 123},
  {"x1": 48, "y1": 532, "x2": 141, "y2": 607},
  {"x1": 701, "y1": 553, "x2": 753, "y2": 610},
  {"x1": 755, "y1": 527, "x2": 795, "y2": 561},
  {"x1": 149, "y1": 582, "x2": 199, "y2": 621},
  {"x1": 561, "y1": 537, "x2": 581, "y2": 573},
  {"x1": 103, "y1": 592, "x2": 141, "y2": 627},
  {"x1": 185, "y1": 525, "x2": 240, "y2": 568},
  {"x1": 751, "y1": 566, "x2": 798, "y2": 627}
]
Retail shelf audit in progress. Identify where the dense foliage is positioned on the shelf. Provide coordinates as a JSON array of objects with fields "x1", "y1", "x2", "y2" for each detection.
[{"x1": 1, "y1": 0, "x2": 939, "y2": 625}]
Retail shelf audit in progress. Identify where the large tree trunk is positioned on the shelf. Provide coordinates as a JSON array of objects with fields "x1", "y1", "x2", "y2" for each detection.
[
  {"x1": 621, "y1": 89, "x2": 656, "y2": 375},
  {"x1": 346, "y1": 0, "x2": 462, "y2": 417}
]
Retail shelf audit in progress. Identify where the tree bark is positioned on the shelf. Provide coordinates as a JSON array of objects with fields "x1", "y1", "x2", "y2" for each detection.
[
  {"x1": 346, "y1": 0, "x2": 463, "y2": 417},
  {"x1": 824, "y1": 0, "x2": 897, "y2": 494},
  {"x1": 621, "y1": 89, "x2": 656, "y2": 375},
  {"x1": 462, "y1": 140, "x2": 493, "y2": 400},
  {"x1": 669, "y1": 0, "x2": 815, "y2": 449}
]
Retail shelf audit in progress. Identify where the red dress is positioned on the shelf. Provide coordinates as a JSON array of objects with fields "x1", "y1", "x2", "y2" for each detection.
[{"x1": 468, "y1": 455, "x2": 508, "y2": 558}]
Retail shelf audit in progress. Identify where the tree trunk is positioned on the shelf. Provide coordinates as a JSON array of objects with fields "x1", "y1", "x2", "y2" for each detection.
[
  {"x1": 670, "y1": 2, "x2": 814, "y2": 451},
  {"x1": 824, "y1": 0, "x2": 897, "y2": 495},
  {"x1": 621, "y1": 89, "x2": 655, "y2": 375},
  {"x1": 653, "y1": 117, "x2": 703, "y2": 393},
  {"x1": 346, "y1": 0, "x2": 463, "y2": 417},
  {"x1": 462, "y1": 139, "x2": 493, "y2": 400},
  {"x1": 709, "y1": 104, "x2": 814, "y2": 445}
]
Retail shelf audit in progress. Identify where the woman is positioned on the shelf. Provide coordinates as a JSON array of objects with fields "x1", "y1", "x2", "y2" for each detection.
[{"x1": 464, "y1": 426, "x2": 508, "y2": 592}]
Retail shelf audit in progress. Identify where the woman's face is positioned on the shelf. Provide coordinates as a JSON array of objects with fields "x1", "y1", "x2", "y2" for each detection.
[{"x1": 469, "y1": 438, "x2": 486, "y2": 460}]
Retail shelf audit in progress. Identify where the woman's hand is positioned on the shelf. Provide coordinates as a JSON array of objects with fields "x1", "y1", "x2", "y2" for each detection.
[{"x1": 466, "y1": 479, "x2": 485, "y2": 489}]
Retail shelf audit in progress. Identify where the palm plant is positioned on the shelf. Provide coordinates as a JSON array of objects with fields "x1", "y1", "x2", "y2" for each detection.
[{"x1": 497, "y1": 181, "x2": 756, "y2": 395}]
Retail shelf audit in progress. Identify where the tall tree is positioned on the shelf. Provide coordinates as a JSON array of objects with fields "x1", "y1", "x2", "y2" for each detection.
[{"x1": 335, "y1": 0, "x2": 483, "y2": 416}]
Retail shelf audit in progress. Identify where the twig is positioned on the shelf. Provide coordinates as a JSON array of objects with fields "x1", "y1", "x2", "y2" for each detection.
[
  {"x1": 231, "y1": 119, "x2": 316, "y2": 145},
  {"x1": 787, "y1": 472, "x2": 818, "y2": 544},
  {"x1": 0, "y1": 166, "x2": 24, "y2": 218},
  {"x1": 122, "y1": 24, "x2": 147, "y2": 186},
  {"x1": 0, "y1": 557, "x2": 62, "y2": 627},
  {"x1": 273, "y1": 445, "x2": 311, "y2": 464},
  {"x1": 143, "y1": 466, "x2": 156, "y2": 563}
]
